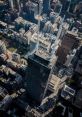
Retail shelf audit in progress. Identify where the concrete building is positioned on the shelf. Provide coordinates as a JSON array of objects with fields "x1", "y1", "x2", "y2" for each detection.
[
  {"x1": 48, "y1": 74, "x2": 64, "y2": 93},
  {"x1": 43, "y1": 0, "x2": 50, "y2": 13},
  {"x1": 0, "y1": 40, "x2": 7, "y2": 54},
  {"x1": 73, "y1": 89, "x2": 82, "y2": 109},
  {"x1": 26, "y1": 54, "x2": 51, "y2": 103},
  {"x1": 61, "y1": 85, "x2": 76, "y2": 102},
  {"x1": 56, "y1": 31, "x2": 80, "y2": 65}
]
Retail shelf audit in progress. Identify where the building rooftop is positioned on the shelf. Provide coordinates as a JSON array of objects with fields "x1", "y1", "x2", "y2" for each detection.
[
  {"x1": 15, "y1": 17, "x2": 33, "y2": 25},
  {"x1": 75, "y1": 60, "x2": 82, "y2": 75},
  {"x1": 48, "y1": 74, "x2": 61, "y2": 92},
  {"x1": 61, "y1": 85, "x2": 75, "y2": 102},
  {"x1": 73, "y1": 89, "x2": 82, "y2": 109}
]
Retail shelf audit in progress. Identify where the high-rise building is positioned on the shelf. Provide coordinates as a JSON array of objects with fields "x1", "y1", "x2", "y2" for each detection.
[
  {"x1": 24, "y1": 1, "x2": 38, "y2": 22},
  {"x1": 8, "y1": 0, "x2": 21, "y2": 11},
  {"x1": 43, "y1": 0, "x2": 50, "y2": 13},
  {"x1": 56, "y1": 31, "x2": 80, "y2": 65},
  {"x1": 26, "y1": 54, "x2": 51, "y2": 104}
]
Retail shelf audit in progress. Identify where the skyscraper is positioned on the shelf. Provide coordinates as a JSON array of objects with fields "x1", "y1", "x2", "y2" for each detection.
[
  {"x1": 43, "y1": 0, "x2": 51, "y2": 13},
  {"x1": 26, "y1": 54, "x2": 51, "y2": 104}
]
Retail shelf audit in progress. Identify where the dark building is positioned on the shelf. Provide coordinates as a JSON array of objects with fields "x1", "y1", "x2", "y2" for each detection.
[
  {"x1": 23, "y1": 1, "x2": 38, "y2": 23},
  {"x1": 56, "y1": 31, "x2": 80, "y2": 65},
  {"x1": 60, "y1": 0, "x2": 70, "y2": 14},
  {"x1": 73, "y1": 89, "x2": 82, "y2": 109},
  {"x1": 43, "y1": 0, "x2": 50, "y2": 13},
  {"x1": 26, "y1": 54, "x2": 51, "y2": 104}
]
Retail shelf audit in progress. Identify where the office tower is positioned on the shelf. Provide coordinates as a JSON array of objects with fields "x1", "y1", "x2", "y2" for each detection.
[
  {"x1": 43, "y1": 0, "x2": 51, "y2": 13},
  {"x1": 8, "y1": 0, "x2": 14, "y2": 10},
  {"x1": 24, "y1": 1, "x2": 38, "y2": 22},
  {"x1": 26, "y1": 54, "x2": 51, "y2": 104}
]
